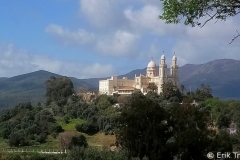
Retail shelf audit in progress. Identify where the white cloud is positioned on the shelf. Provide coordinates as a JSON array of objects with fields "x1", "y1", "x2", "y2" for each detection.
[
  {"x1": 96, "y1": 30, "x2": 139, "y2": 56},
  {"x1": 124, "y1": 5, "x2": 164, "y2": 35},
  {"x1": 172, "y1": 16, "x2": 240, "y2": 65},
  {"x1": 137, "y1": 44, "x2": 162, "y2": 62},
  {"x1": 45, "y1": 24, "x2": 95, "y2": 46},
  {"x1": 81, "y1": 63, "x2": 115, "y2": 78},
  {"x1": 0, "y1": 43, "x2": 115, "y2": 78},
  {"x1": 0, "y1": 44, "x2": 37, "y2": 76},
  {"x1": 45, "y1": 23, "x2": 139, "y2": 56},
  {"x1": 124, "y1": 5, "x2": 186, "y2": 36},
  {"x1": 45, "y1": 1, "x2": 240, "y2": 67},
  {"x1": 79, "y1": 0, "x2": 126, "y2": 28},
  {"x1": 123, "y1": 4, "x2": 240, "y2": 65}
]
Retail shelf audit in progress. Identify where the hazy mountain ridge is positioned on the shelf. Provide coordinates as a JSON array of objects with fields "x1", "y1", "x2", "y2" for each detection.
[
  {"x1": 0, "y1": 70, "x2": 94, "y2": 108},
  {"x1": 82, "y1": 59, "x2": 240, "y2": 100},
  {"x1": 0, "y1": 59, "x2": 239, "y2": 108}
]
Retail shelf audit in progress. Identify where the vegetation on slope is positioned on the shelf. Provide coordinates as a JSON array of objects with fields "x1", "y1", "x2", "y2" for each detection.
[{"x1": 0, "y1": 76, "x2": 240, "y2": 159}]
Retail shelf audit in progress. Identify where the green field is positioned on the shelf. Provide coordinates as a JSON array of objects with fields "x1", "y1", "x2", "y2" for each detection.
[{"x1": 57, "y1": 118, "x2": 86, "y2": 131}]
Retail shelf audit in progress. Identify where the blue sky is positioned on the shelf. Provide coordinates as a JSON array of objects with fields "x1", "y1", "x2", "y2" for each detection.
[{"x1": 0, "y1": 0, "x2": 239, "y2": 78}]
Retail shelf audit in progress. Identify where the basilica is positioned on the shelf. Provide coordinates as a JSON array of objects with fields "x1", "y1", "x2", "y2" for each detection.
[{"x1": 99, "y1": 55, "x2": 179, "y2": 95}]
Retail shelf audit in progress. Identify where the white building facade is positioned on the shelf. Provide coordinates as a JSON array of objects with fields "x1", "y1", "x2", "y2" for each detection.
[{"x1": 99, "y1": 55, "x2": 179, "y2": 95}]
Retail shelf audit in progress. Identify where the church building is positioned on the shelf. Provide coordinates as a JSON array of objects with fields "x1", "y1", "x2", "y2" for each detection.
[{"x1": 99, "y1": 55, "x2": 179, "y2": 95}]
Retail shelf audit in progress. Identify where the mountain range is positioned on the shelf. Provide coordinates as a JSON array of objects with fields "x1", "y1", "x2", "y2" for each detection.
[{"x1": 0, "y1": 59, "x2": 239, "y2": 108}]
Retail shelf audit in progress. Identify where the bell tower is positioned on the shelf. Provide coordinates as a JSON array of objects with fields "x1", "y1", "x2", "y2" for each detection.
[
  {"x1": 171, "y1": 55, "x2": 178, "y2": 86},
  {"x1": 158, "y1": 55, "x2": 167, "y2": 93}
]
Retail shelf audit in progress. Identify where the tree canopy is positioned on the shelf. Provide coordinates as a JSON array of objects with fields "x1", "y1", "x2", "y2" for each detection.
[
  {"x1": 45, "y1": 76, "x2": 74, "y2": 106},
  {"x1": 116, "y1": 91, "x2": 173, "y2": 159},
  {"x1": 159, "y1": 0, "x2": 240, "y2": 27}
]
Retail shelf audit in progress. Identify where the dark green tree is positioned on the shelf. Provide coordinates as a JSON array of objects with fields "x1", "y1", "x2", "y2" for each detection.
[
  {"x1": 161, "y1": 81, "x2": 182, "y2": 102},
  {"x1": 169, "y1": 103, "x2": 212, "y2": 160},
  {"x1": 210, "y1": 130, "x2": 233, "y2": 153},
  {"x1": 70, "y1": 134, "x2": 88, "y2": 149},
  {"x1": 45, "y1": 76, "x2": 74, "y2": 106},
  {"x1": 194, "y1": 84, "x2": 213, "y2": 102},
  {"x1": 75, "y1": 122, "x2": 98, "y2": 134},
  {"x1": 116, "y1": 91, "x2": 173, "y2": 160},
  {"x1": 64, "y1": 116, "x2": 70, "y2": 124},
  {"x1": 147, "y1": 82, "x2": 158, "y2": 92}
]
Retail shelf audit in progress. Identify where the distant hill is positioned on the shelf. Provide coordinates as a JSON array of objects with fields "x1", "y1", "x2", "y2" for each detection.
[
  {"x1": 81, "y1": 59, "x2": 240, "y2": 101},
  {"x1": 179, "y1": 59, "x2": 240, "y2": 100},
  {"x1": 0, "y1": 70, "x2": 93, "y2": 108},
  {"x1": 0, "y1": 59, "x2": 239, "y2": 108}
]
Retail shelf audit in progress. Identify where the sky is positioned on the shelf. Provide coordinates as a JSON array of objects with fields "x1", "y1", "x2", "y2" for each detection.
[{"x1": 0, "y1": 0, "x2": 239, "y2": 78}]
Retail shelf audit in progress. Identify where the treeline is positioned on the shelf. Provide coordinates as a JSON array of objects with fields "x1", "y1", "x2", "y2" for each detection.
[
  {"x1": 0, "y1": 76, "x2": 120, "y2": 148},
  {"x1": 45, "y1": 76, "x2": 120, "y2": 135},
  {"x1": 0, "y1": 103, "x2": 63, "y2": 147},
  {"x1": 1, "y1": 76, "x2": 240, "y2": 160}
]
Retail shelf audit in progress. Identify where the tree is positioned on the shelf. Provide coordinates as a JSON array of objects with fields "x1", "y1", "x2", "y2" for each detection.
[
  {"x1": 95, "y1": 95, "x2": 112, "y2": 110},
  {"x1": 159, "y1": 0, "x2": 240, "y2": 27},
  {"x1": 116, "y1": 91, "x2": 173, "y2": 160},
  {"x1": 161, "y1": 81, "x2": 182, "y2": 102},
  {"x1": 169, "y1": 103, "x2": 212, "y2": 160},
  {"x1": 70, "y1": 134, "x2": 88, "y2": 149},
  {"x1": 75, "y1": 122, "x2": 98, "y2": 134},
  {"x1": 180, "y1": 85, "x2": 186, "y2": 94},
  {"x1": 64, "y1": 116, "x2": 70, "y2": 124},
  {"x1": 159, "y1": 0, "x2": 240, "y2": 43},
  {"x1": 45, "y1": 76, "x2": 74, "y2": 106},
  {"x1": 147, "y1": 82, "x2": 158, "y2": 92},
  {"x1": 194, "y1": 84, "x2": 213, "y2": 102}
]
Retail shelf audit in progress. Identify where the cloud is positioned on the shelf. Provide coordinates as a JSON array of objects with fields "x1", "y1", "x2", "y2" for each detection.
[
  {"x1": 45, "y1": 1, "x2": 240, "y2": 68},
  {"x1": 124, "y1": 5, "x2": 164, "y2": 35},
  {"x1": 0, "y1": 43, "x2": 115, "y2": 78},
  {"x1": 123, "y1": 4, "x2": 240, "y2": 65},
  {"x1": 45, "y1": 24, "x2": 95, "y2": 46},
  {"x1": 45, "y1": 23, "x2": 140, "y2": 56},
  {"x1": 79, "y1": 0, "x2": 126, "y2": 28},
  {"x1": 0, "y1": 44, "x2": 37, "y2": 76},
  {"x1": 172, "y1": 16, "x2": 240, "y2": 65},
  {"x1": 124, "y1": 5, "x2": 186, "y2": 36},
  {"x1": 96, "y1": 30, "x2": 139, "y2": 56},
  {"x1": 81, "y1": 63, "x2": 115, "y2": 78}
]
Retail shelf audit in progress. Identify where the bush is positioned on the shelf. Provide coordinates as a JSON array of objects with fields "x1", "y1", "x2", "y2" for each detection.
[
  {"x1": 70, "y1": 134, "x2": 88, "y2": 149},
  {"x1": 36, "y1": 133, "x2": 47, "y2": 143},
  {"x1": 52, "y1": 132, "x2": 57, "y2": 139},
  {"x1": 51, "y1": 124, "x2": 63, "y2": 133},
  {"x1": 75, "y1": 122, "x2": 98, "y2": 134},
  {"x1": 64, "y1": 116, "x2": 70, "y2": 124}
]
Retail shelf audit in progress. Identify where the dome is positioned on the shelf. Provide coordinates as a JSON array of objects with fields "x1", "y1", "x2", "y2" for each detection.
[
  {"x1": 147, "y1": 60, "x2": 156, "y2": 68},
  {"x1": 172, "y1": 55, "x2": 177, "y2": 61},
  {"x1": 161, "y1": 55, "x2": 165, "y2": 60}
]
